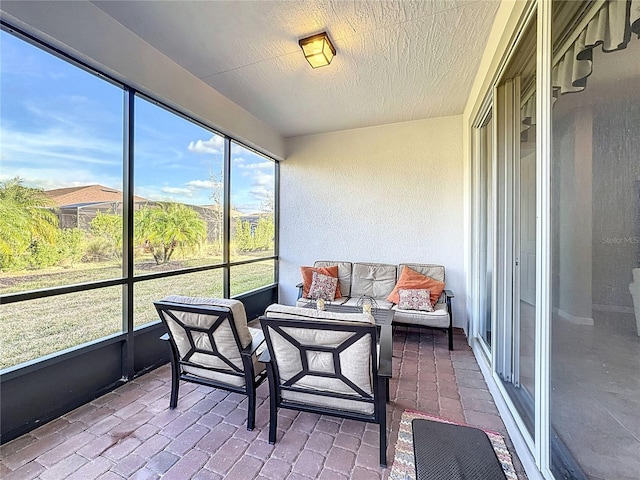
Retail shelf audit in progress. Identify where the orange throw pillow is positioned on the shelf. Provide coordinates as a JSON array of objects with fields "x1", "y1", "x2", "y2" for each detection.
[
  {"x1": 300, "y1": 265, "x2": 342, "y2": 299},
  {"x1": 387, "y1": 266, "x2": 445, "y2": 306}
]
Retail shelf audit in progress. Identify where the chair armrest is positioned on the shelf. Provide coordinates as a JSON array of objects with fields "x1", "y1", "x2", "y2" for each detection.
[
  {"x1": 160, "y1": 333, "x2": 170, "y2": 341},
  {"x1": 437, "y1": 290, "x2": 455, "y2": 303},
  {"x1": 242, "y1": 329, "x2": 265, "y2": 357},
  {"x1": 258, "y1": 348, "x2": 271, "y2": 364},
  {"x1": 378, "y1": 324, "x2": 392, "y2": 378},
  {"x1": 296, "y1": 282, "x2": 304, "y2": 300},
  {"x1": 444, "y1": 290, "x2": 454, "y2": 333}
]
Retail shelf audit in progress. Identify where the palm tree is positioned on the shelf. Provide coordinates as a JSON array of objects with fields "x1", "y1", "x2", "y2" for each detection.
[
  {"x1": 0, "y1": 178, "x2": 59, "y2": 269},
  {"x1": 134, "y1": 202, "x2": 206, "y2": 264}
]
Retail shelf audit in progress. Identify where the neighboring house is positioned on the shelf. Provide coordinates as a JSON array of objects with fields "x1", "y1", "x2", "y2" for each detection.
[
  {"x1": 45, "y1": 184, "x2": 149, "y2": 229},
  {"x1": 44, "y1": 184, "x2": 247, "y2": 243}
]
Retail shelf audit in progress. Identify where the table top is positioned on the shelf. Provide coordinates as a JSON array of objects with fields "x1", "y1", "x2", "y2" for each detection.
[{"x1": 302, "y1": 302, "x2": 394, "y2": 326}]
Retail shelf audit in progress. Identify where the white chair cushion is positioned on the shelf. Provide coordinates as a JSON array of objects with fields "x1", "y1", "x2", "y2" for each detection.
[
  {"x1": 282, "y1": 390, "x2": 374, "y2": 415},
  {"x1": 263, "y1": 304, "x2": 375, "y2": 414},
  {"x1": 161, "y1": 296, "x2": 262, "y2": 386},
  {"x1": 264, "y1": 304, "x2": 374, "y2": 325}
]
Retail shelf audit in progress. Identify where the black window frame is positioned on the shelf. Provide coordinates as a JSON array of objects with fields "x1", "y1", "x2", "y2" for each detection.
[{"x1": 0, "y1": 22, "x2": 279, "y2": 377}]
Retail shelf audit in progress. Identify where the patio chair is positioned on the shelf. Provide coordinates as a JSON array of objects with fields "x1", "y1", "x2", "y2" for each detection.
[
  {"x1": 154, "y1": 296, "x2": 267, "y2": 430},
  {"x1": 259, "y1": 304, "x2": 392, "y2": 467}
]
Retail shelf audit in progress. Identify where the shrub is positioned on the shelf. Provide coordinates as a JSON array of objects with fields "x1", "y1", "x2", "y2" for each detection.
[
  {"x1": 28, "y1": 228, "x2": 86, "y2": 268},
  {"x1": 84, "y1": 238, "x2": 116, "y2": 262},
  {"x1": 0, "y1": 178, "x2": 59, "y2": 271},
  {"x1": 89, "y1": 213, "x2": 122, "y2": 259}
]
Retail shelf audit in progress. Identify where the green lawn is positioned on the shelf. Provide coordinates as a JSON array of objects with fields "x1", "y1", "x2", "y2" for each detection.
[
  {"x1": 0, "y1": 252, "x2": 228, "y2": 294},
  {"x1": 0, "y1": 258, "x2": 274, "y2": 370}
]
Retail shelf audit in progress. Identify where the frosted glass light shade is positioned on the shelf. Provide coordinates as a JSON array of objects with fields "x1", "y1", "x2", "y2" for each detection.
[{"x1": 299, "y1": 32, "x2": 336, "y2": 68}]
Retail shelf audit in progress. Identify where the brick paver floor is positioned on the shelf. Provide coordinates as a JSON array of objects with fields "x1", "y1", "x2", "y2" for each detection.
[{"x1": 1, "y1": 327, "x2": 528, "y2": 479}]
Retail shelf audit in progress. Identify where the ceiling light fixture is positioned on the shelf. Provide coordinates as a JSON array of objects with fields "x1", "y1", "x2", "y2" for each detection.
[{"x1": 298, "y1": 32, "x2": 336, "y2": 68}]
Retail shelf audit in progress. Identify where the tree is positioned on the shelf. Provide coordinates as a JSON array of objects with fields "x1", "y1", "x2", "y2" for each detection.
[
  {"x1": 233, "y1": 216, "x2": 274, "y2": 253},
  {"x1": 234, "y1": 219, "x2": 253, "y2": 252},
  {"x1": 0, "y1": 178, "x2": 59, "y2": 270},
  {"x1": 260, "y1": 190, "x2": 274, "y2": 214},
  {"x1": 254, "y1": 216, "x2": 274, "y2": 251},
  {"x1": 208, "y1": 164, "x2": 224, "y2": 253},
  {"x1": 134, "y1": 202, "x2": 206, "y2": 264}
]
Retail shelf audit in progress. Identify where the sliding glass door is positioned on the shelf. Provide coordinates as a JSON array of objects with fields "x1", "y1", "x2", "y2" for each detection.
[
  {"x1": 549, "y1": 1, "x2": 640, "y2": 478},
  {"x1": 473, "y1": 109, "x2": 494, "y2": 350},
  {"x1": 494, "y1": 13, "x2": 537, "y2": 438},
  {"x1": 470, "y1": 2, "x2": 640, "y2": 478}
]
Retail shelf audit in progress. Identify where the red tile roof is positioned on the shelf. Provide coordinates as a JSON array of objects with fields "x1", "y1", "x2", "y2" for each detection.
[{"x1": 45, "y1": 185, "x2": 148, "y2": 207}]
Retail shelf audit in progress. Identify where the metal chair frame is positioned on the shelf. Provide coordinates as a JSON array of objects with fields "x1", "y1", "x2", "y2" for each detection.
[
  {"x1": 154, "y1": 300, "x2": 267, "y2": 430},
  {"x1": 259, "y1": 316, "x2": 392, "y2": 466}
]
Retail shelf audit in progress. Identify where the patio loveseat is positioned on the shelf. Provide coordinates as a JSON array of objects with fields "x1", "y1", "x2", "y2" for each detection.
[{"x1": 296, "y1": 261, "x2": 455, "y2": 349}]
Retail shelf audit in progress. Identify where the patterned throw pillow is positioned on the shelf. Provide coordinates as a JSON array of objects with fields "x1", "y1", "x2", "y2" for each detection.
[
  {"x1": 398, "y1": 289, "x2": 434, "y2": 311},
  {"x1": 300, "y1": 265, "x2": 342, "y2": 299},
  {"x1": 308, "y1": 272, "x2": 339, "y2": 301}
]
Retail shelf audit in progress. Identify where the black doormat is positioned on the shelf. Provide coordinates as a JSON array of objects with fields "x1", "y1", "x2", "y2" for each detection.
[
  {"x1": 412, "y1": 418, "x2": 507, "y2": 480},
  {"x1": 389, "y1": 409, "x2": 517, "y2": 480}
]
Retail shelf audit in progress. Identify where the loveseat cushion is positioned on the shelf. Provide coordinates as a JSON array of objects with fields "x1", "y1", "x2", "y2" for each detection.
[
  {"x1": 351, "y1": 263, "x2": 397, "y2": 300},
  {"x1": 392, "y1": 303, "x2": 450, "y2": 329},
  {"x1": 399, "y1": 263, "x2": 446, "y2": 282},
  {"x1": 314, "y1": 261, "x2": 353, "y2": 297}
]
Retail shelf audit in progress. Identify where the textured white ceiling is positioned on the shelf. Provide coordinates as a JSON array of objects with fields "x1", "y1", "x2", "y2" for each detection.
[{"x1": 90, "y1": 0, "x2": 498, "y2": 138}]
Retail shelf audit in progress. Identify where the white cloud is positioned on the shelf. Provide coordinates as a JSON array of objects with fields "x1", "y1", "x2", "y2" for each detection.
[
  {"x1": 1, "y1": 126, "x2": 121, "y2": 166},
  {"x1": 0, "y1": 167, "x2": 121, "y2": 191},
  {"x1": 0, "y1": 123, "x2": 123, "y2": 192},
  {"x1": 185, "y1": 179, "x2": 216, "y2": 189},
  {"x1": 137, "y1": 179, "x2": 217, "y2": 205},
  {"x1": 253, "y1": 172, "x2": 275, "y2": 186},
  {"x1": 250, "y1": 185, "x2": 273, "y2": 202},
  {"x1": 229, "y1": 170, "x2": 275, "y2": 213},
  {"x1": 137, "y1": 184, "x2": 203, "y2": 204},
  {"x1": 230, "y1": 143, "x2": 246, "y2": 154},
  {"x1": 188, "y1": 135, "x2": 223, "y2": 154},
  {"x1": 161, "y1": 186, "x2": 194, "y2": 197},
  {"x1": 237, "y1": 161, "x2": 273, "y2": 170}
]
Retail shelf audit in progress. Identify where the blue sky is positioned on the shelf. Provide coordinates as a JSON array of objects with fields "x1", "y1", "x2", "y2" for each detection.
[{"x1": 0, "y1": 30, "x2": 274, "y2": 213}]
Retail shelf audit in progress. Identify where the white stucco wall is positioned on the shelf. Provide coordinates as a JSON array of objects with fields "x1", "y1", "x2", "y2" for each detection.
[{"x1": 280, "y1": 116, "x2": 466, "y2": 328}]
